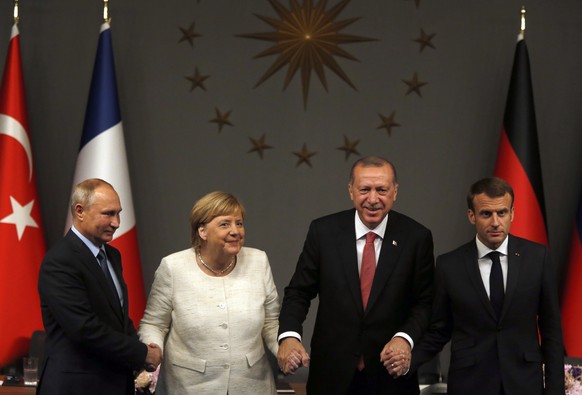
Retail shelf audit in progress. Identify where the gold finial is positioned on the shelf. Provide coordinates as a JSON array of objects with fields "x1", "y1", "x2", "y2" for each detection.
[
  {"x1": 13, "y1": 0, "x2": 19, "y2": 25},
  {"x1": 519, "y1": 6, "x2": 526, "y2": 39},
  {"x1": 103, "y1": 0, "x2": 111, "y2": 23}
]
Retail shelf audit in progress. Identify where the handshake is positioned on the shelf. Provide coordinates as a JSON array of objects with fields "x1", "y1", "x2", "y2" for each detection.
[
  {"x1": 144, "y1": 343, "x2": 162, "y2": 372},
  {"x1": 277, "y1": 338, "x2": 311, "y2": 375}
]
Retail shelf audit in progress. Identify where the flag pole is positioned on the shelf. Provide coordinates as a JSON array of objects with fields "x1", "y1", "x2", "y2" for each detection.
[
  {"x1": 13, "y1": 0, "x2": 19, "y2": 25},
  {"x1": 519, "y1": 5, "x2": 526, "y2": 40},
  {"x1": 103, "y1": 0, "x2": 111, "y2": 24}
]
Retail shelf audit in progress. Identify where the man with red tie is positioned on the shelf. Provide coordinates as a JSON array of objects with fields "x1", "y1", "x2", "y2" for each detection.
[{"x1": 277, "y1": 156, "x2": 434, "y2": 394}]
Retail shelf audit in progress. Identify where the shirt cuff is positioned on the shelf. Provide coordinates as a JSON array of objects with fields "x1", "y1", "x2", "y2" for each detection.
[
  {"x1": 393, "y1": 332, "x2": 414, "y2": 350},
  {"x1": 278, "y1": 331, "x2": 301, "y2": 343}
]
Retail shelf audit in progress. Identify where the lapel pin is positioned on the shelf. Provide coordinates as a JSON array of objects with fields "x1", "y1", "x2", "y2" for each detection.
[
  {"x1": 515, "y1": 252, "x2": 520, "y2": 256},
  {"x1": 392, "y1": 240, "x2": 398, "y2": 247}
]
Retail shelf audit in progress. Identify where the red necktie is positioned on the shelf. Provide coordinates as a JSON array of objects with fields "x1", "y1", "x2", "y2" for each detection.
[
  {"x1": 360, "y1": 232, "x2": 377, "y2": 310},
  {"x1": 358, "y1": 232, "x2": 377, "y2": 370}
]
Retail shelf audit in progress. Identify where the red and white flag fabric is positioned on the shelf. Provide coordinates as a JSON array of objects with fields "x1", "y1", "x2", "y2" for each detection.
[
  {"x1": 65, "y1": 23, "x2": 146, "y2": 325},
  {"x1": 561, "y1": 191, "x2": 582, "y2": 357},
  {"x1": 494, "y1": 32, "x2": 548, "y2": 246},
  {"x1": 0, "y1": 24, "x2": 46, "y2": 367}
]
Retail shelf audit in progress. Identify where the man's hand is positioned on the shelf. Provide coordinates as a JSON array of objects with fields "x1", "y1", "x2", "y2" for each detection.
[
  {"x1": 380, "y1": 337, "x2": 411, "y2": 378},
  {"x1": 145, "y1": 343, "x2": 162, "y2": 372},
  {"x1": 277, "y1": 338, "x2": 310, "y2": 375}
]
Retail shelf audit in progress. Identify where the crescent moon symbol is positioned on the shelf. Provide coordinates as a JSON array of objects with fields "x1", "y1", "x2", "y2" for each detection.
[{"x1": 0, "y1": 113, "x2": 33, "y2": 181}]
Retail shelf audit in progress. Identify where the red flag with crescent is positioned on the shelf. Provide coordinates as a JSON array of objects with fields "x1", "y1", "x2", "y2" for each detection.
[{"x1": 0, "y1": 25, "x2": 46, "y2": 367}]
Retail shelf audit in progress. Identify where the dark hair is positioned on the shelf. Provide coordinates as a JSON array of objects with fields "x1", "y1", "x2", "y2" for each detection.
[
  {"x1": 467, "y1": 177, "x2": 514, "y2": 211},
  {"x1": 349, "y1": 156, "x2": 398, "y2": 185}
]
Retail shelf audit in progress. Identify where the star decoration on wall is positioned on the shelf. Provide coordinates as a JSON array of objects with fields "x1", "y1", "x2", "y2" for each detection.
[
  {"x1": 237, "y1": 0, "x2": 377, "y2": 108},
  {"x1": 377, "y1": 111, "x2": 401, "y2": 136},
  {"x1": 402, "y1": 72, "x2": 427, "y2": 97},
  {"x1": 337, "y1": 135, "x2": 360, "y2": 160},
  {"x1": 413, "y1": 28, "x2": 435, "y2": 52},
  {"x1": 0, "y1": 196, "x2": 39, "y2": 240},
  {"x1": 178, "y1": 22, "x2": 202, "y2": 47},
  {"x1": 293, "y1": 144, "x2": 317, "y2": 167},
  {"x1": 209, "y1": 108, "x2": 233, "y2": 132},
  {"x1": 248, "y1": 134, "x2": 273, "y2": 159},
  {"x1": 186, "y1": 67, "x2": 210, "y2": 91}
]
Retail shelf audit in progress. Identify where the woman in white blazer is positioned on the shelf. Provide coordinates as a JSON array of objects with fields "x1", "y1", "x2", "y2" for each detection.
[{"x1": 138, "y1": 191, "x2": 280, "y2": 395}]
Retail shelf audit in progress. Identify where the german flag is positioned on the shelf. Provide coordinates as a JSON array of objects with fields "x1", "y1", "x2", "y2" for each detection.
[
  {"x1": 494, "y1": 33, "x2": 547, "y2": 246},
  {"x1": 561, "y1": 192, "x2": 582, "y2": 357}
]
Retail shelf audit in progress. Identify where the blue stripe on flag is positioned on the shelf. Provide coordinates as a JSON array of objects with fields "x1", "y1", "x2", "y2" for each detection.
[{"x1": 80, "y1": 26, "x2": 121, "y2": 149}]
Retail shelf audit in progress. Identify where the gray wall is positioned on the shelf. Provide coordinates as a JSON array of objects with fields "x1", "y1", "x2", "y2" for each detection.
[{"x1": 2, "y1": 0, "x2": 581, "y2": 360}]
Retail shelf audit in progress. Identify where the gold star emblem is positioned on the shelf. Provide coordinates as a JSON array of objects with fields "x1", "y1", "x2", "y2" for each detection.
[
  {"x1": 402, "y1": 72, "x2": 427, "y2": 97},
  {"x1": 377, "y1": 111, "x2": 401, "y2": 136},
  {"x1": 337, "y1": 135, "x2": 360, "y2": 160},
  {"x1": 248, "y1": 134, "x2": 273, "y2": 159},
  {"x1": 238, "y1": 0, "x2": 377, "y2": 108},
  {"x1": 185, "y1": 67, "x2": 209, "y2": 91},
  {"x1": 413, "y1": 28, "x2": 435, "y2": 52},
  {"x1": 293, "y1": 144, "x2": 317, "y2": 167},
  {"x1": 178, "y1": 22, "x2": 202, "y2": 47},
  {"x1": 209, "y1": 108, "x2": 233, "y2": 132}
]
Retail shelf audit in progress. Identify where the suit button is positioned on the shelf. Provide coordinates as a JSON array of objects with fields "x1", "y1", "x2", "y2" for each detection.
[
  {"x1": 223, "y1": 364, "x2": 230, "y2": 369},
  {"x1": 497, "y1": 325, "x2": 503, "y2": 331}
]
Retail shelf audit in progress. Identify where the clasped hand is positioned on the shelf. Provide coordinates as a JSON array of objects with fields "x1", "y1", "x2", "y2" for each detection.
[
  {"x1": 277, "y1": 338, "x2": 310, "y2": 375},
  {"x1": 380, "y1": 337, "x2": 411, "y2": 378},
  {"x1": 145, "y1": 343, "x2": 162, "y2": 372}
]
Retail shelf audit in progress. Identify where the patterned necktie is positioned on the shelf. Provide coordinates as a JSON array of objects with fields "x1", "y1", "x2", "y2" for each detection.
[
  {"x1": 360, "y1": 232, "x2": 377, "y2": 310},
  {"x1": 488, "y1": 251, "x2": 504, "y2": 319}
]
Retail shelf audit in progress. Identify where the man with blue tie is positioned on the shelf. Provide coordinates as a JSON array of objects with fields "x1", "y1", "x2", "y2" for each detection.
[
  {"x1": 410, "y1": 177, "x2": 565, "y2": 395},
  {"x1": 37, "y1": 178, "x2": 161, "y2": 395}
]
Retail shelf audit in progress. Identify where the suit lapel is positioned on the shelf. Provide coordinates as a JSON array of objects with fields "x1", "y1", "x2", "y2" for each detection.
[
  {"x1": 501, "y1": 235, "x2": 522, "y2": 321},
  {"x1": 464, "y1": 242, "x2": 498, "y2": 321},
  {"x1": 365, "y1": 212, "x2": 400, "y2": 313},
  {"x1": 338, "y1": 216, "x2": 364, "y2": 315},
  {"x1": 67, "y1": 231, "x2": 124, "y2": 322}
]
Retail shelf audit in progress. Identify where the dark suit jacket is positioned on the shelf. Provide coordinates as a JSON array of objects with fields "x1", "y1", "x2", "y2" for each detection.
[
  {"x1": 37, "y1": 230, "x2": 147, "y2": 395},
  {"x1": 411, "y1": 235, "x2": 565, "y2": 395},
  {"x1": 279, "y1": 209, "x2": 434, "y2": 395}
]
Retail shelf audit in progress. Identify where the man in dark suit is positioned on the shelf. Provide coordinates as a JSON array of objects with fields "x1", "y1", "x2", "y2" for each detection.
[
  {"x1": 37, "y1": 178, "x2": 161, "y2": 395},
  {"x1": 277, "y1": 156, "x2": 434, "y2": 394},
  {"x1": 410, "y1": 177, "x2": 565, "y2": 395}
]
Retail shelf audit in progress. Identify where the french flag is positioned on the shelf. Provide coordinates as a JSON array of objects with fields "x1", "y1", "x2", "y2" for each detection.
[{"x1": 66, "y1": 23, "x2": 146, "y2": 325}]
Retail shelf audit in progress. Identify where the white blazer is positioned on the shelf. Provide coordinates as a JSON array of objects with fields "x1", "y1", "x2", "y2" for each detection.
[{"x1": 139, "y1": 247, "x2": 280, "y2": 395}]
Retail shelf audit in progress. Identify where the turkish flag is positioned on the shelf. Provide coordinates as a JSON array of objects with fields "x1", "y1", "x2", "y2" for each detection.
[
  {"x1": 65, "y1": 23, "x2": 146, "y2": 325},
  {"x1": 494, "y1": 34, "x2": 548, "y2": 245},
  {"x1": 561, "y1": 192, "x2": 582, "y2": 357},
  {"x1": 0, "y1": 25, "x2": 46, "y2": 367}
]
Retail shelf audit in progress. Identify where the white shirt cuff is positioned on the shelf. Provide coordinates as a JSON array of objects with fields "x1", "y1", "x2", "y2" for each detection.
[
  {"x1": 393, "y1": 332, "x2": 414, "y2": 350},
  {"x1": 278, "y1": 331, "x2": 302, "y2": 343}
]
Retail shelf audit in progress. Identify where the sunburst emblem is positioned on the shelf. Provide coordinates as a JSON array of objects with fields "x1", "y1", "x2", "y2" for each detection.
[{"x1": 238, "y1": 0, "x2": 376, "y2": 108}]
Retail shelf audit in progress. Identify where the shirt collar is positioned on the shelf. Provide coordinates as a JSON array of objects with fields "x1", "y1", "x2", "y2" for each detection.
[
  {"x1": 475, "y1": 235, "x2": 509, "y2": 259},
  {"x1": 71, "y1": 226, "x2": 102, "y2": 257},
  {"x1": 355, "y1": 211, "x2": 388, "y2": 240}
]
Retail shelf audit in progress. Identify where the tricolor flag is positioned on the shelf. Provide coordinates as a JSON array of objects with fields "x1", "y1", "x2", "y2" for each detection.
[
  {"x1": 494, "y1": 32, "x2": 548, "y2": 246},
  {"x1": 561, "y1": 191, "x2": 582, "y2": 357},
  {"x1": 0, "y1": 24, "x2": 46, "y2": 366},
  {"x1": 66, "y1": 23, "x2": 146, "y2": 325}
]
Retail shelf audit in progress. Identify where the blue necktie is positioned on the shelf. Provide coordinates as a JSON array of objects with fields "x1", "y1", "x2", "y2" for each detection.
[{"x1": 97, "y1": 249, "x2": 118, "y2": 298}]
